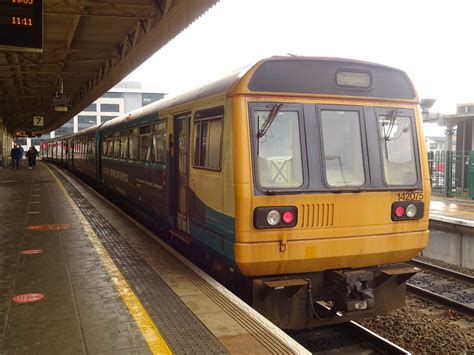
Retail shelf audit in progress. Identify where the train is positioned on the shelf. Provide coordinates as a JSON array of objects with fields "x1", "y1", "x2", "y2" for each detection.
[{"x1": 41, "y1": 56, "x2": 430, "y2": 329}]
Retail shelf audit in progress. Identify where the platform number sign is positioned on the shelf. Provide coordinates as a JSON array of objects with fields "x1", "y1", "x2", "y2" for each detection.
[{"x1": 33, "y1": 116, "x2": 44, "y2": 126}]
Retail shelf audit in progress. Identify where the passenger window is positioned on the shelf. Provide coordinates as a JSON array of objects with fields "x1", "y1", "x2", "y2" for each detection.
[
  {"x1": 153, "y1": 121, "x2": 167, "y2": 163},
  {"x1": 193, "y1": 107, "x2": 223, "y2": 170},
  {"x1": 103, "y1": 134, "x2": 112, "y2": 157},
  {"x1": 129, "y1": 128, "x2": 138, "y2": 160},
  {"x1": 91, "y1": 137, "x2": 96, "y2": 155},
  {"x1": 139, "y1": 126, "x2": 152, "y2": 161},
  {"x1": 120, "y1": 131, "x2": 128, "y2": 159},
  {"x1": 321, "y1": 110, "x2": 365, "y2": 187},
  {"x1": 113, "y1": 132, "x2": 120, "y2": 158}
]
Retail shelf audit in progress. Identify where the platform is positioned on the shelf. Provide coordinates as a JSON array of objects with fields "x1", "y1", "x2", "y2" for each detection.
[
  {"x1": 425, "y1": 196, "x2": 474, "y2": 269},
  {"x1": 0, "y1": 162, "x2": 309, "y2": 354}
]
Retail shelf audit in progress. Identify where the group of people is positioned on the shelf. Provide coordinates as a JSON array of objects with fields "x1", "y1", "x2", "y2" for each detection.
[{"x1": 10, "y1": 144, "x2": 38, "y2": 170}]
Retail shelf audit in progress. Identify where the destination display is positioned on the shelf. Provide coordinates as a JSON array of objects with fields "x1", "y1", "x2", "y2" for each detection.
[{"x1": 0, "y1": 0, "x2": 43, "y2": 52}]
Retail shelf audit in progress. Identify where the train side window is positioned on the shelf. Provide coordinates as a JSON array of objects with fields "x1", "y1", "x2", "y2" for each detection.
[
  {"x1": 139, "y1": 126, "x2": 152, "y2": 161},
  {"x1": 153, "y1": 121, "x2": 167, "y2": 163},
  {"x1": 103, "y1": 134, "x2": 112, "y2": 157},
  {"x1": 120, "y1": 130, "x2": 128, "y2": 159},
  {"x1": 129, "y1": 128, "x2": 138, "y2": 160},
  {"x1": 113, "y1": 132, "x2": 120, "y2": 158},
  {"x1": 193, "y1": 106, "x2": 223, "y2": 170},
  {"x1": 91, "y1": 137, "x2": 96, "y2": 155}
]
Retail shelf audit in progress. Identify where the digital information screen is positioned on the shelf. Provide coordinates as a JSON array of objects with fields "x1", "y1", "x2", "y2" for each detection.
[{"x1": 0, "y1": 0, "x2": 43, "y2": 52}]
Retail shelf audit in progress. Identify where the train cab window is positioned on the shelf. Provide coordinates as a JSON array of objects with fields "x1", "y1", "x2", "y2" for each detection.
[
  {"x1": 153, "y1": 121, "x2": 167, "y2": 163},
  {"x1": 321, "y1": 110, "x2": 365, "y2": 187},
  {"x1": 253, "y1": 109, "x2": 303, "y2": 188},
  {"x1": 129, "y1": 128, "x2": 138, "y2": 160},
  {"x1": 378, "y1": 111, "x2": 417, "y2": 185},
  {"x1": 139, "y1": 126, "x2": 152, "y2": 161},
  {"x1": 113, "y1": 132, "x2": 120, "y2": 158},
  {"x1": 193, "y1": 107, "x2": 223, "y2": 170},
  {"x1": 120, "y1": 131, "x2": 128, "y2": 159}
]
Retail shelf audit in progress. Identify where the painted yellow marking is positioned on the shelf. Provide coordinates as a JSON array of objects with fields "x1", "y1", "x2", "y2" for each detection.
[{"x1": 45, "y1": 165, "x2": 172, "y2": 354}]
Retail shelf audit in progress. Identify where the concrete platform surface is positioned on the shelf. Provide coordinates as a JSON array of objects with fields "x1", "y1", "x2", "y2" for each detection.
[{"x1": 0, "y1": 162, "x2": 309, "y2": 354}]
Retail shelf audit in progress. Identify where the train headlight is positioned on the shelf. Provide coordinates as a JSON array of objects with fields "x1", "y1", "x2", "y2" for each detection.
[
  {"x1": 253, "y1": 206, "x2": 297, "y2": 228},
  {"x1": 267, "y1": 210, "x2": 281, "y2": 225},
  {"x1": 391, "y1": 201, "x2": 423, "y2": 221},
  {"x1": 406, "y1": 204, "x2": 417, "y2": 218}
]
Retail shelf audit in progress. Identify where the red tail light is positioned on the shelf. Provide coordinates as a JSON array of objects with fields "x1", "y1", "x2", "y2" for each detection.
[{"x1": 282, "y1": 211, "x2": 295, "y2": 224}]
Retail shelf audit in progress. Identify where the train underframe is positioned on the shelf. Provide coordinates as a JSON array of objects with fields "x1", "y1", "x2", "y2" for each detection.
[{"x1": 251, "y1": 264, "x2": 418, "y2": 329}]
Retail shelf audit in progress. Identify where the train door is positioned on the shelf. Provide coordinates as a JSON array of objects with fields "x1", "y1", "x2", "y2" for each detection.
[{"x1": 173, "y1": 113, "x2": 191, "y2": 232}]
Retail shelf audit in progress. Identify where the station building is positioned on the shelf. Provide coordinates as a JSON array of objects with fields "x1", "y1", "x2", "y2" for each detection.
[{"x1": 17, "y1": 81, "x2": 164, "y2": 150}]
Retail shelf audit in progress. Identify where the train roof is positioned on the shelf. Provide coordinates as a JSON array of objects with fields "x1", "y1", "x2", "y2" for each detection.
[{"x1": 86, "y1": 56, "x2": 418, "y2": 134}]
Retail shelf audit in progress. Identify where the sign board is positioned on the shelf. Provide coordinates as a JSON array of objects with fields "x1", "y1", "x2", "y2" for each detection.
[
  {"x1": 0, "y1": 0, "x2": 43, "y2": 53},
  {"x1": 51, "y1": 93, "x2": 71, "y2": 107},
  {"x1": 33, "y1": 116, "x2": 43, "y2": 126},
  {"x1": 15, "y1": 130, "x2": 39, "y2": 137}
]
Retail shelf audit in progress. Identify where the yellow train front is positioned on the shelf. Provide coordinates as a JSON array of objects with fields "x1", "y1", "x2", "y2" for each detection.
[
  {"x1": 42, "y1": 56, "x2": 430, "y2": 329},
  {"x1": 224, "y1": 57, "x2": 430, "y2": 328}
]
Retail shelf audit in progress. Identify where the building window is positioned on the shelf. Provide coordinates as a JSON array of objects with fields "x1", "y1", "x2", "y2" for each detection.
[
  {"x1": 100, "y1": 116, "x2": 116, "y2": 123},
  {"x1": 102, "y1": 92, "x2": 124, "y2": 98},
  {"x1": 84, "y1": 103, "x2": 97, "y2": 112},
  {"x1": 100, "y1": 103, "x2": 120, "y2": 112},
  {"x1": 78, "y1": 115, "x2": 96, "y2": 130},
  {"x1": 55, "y1": 119, "x2": 74, "y2": 137},
  {"x1": 193, "y1": 107, "x2": 223, "y2": 170},
  {"x1": 142, "y1": 93, "x2": 164, "y2": 106}
]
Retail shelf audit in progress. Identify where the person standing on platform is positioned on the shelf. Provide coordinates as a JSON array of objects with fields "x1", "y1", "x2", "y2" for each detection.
[
  {"x1": 19, "y1": 145, "x2": 24, "y2": 167},
  {"x1": 10, "y1": 144, "x2": 21, "y2": 170},
  {"x1": 26, "y1": 146, "x2": 38, "y2": 169}
]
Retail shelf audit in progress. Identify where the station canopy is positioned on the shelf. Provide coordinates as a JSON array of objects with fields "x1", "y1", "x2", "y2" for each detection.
[{"x1": 0, "y1": 0, "x2": 218, "y2": 134}]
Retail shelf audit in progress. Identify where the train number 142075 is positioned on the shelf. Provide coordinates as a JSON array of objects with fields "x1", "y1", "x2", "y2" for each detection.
[{"x1": 397, "y1": 192, "x2": 424, "y2": 201}]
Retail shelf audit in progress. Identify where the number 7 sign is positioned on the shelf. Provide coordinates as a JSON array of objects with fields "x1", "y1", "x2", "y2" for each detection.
[{"x1": 33, "y1": 116, "x2": 44, "y2": 126}]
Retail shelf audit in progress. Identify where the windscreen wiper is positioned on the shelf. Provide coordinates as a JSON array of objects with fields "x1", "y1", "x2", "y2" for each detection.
[
  {"x1": 383, "y1": 108, "x2": 398, "y2": 142},
  {"x1": 256, "y1": 103, "x2": 283, "y2": 155},
  {"x1": 257, "y1": 103, "x2": 283, "y2": 139}
]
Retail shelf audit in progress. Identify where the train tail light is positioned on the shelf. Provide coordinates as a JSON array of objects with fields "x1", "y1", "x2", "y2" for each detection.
[
  {"x1": 254, "y1": 206, "x2": 297, "y2": 229},
  {"x1": 391, "y1": 201, "x2": 423, "y2": 221}
]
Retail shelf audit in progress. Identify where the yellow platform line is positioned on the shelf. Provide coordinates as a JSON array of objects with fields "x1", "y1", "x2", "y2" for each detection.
[{"x1": 46, "y1": 165, "x2": 172, "y2": 354}]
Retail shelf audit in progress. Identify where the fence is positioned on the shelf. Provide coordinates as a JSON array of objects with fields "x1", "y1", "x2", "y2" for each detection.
[{"x1": 427, "y1": 151, "x2": 470, "y2": 197}]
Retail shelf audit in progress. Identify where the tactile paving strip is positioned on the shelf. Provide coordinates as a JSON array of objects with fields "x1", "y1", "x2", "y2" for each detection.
[{"x1": 56, "y1": 173, "x2": 227, "y2": 354}]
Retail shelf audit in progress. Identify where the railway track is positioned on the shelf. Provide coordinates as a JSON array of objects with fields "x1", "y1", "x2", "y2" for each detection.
[
  {"x1": 289, "y1": 321, "x2": 409, "y2": 354},
  {"x1": 408, "y1": 259, "x2": 474, "y2": 317}
]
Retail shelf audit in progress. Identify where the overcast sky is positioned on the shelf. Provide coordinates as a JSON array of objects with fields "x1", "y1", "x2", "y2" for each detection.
[{"x1": 126, "y1": 0, "x2": 474, "y2": 135}]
